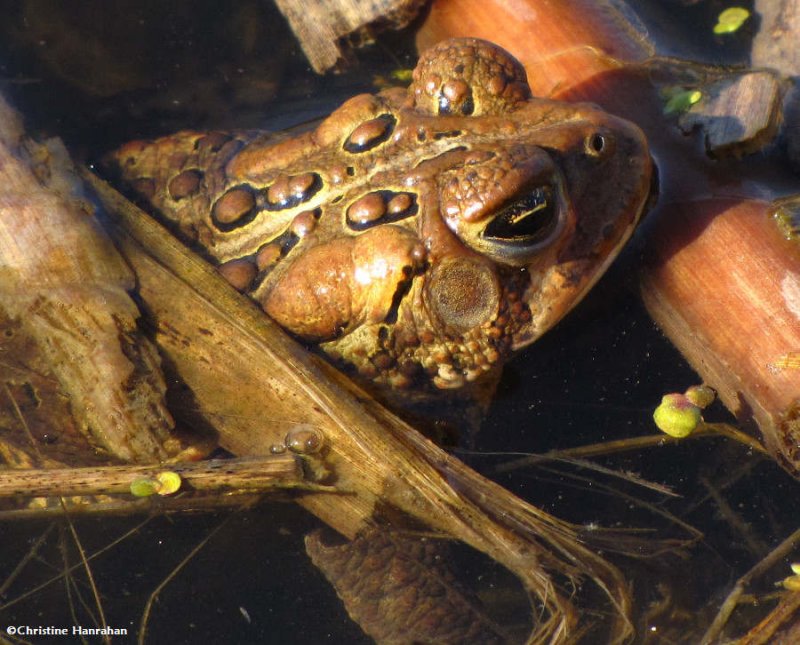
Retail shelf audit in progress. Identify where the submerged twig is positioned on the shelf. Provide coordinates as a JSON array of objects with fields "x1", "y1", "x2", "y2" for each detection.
[
  {"x1": 137, "y1": 516, "x2": 233, "y2": 645},
  {"x1": 494, "y1": 422, "x2": 768, "y2": 475},
  {"x1": 701, "y1": 525, "x2": 800, "y2": 644},
  {"x1": 699, "y1": 476, "x2": 770, "y2": 557},
  {"x1": 0, "y1": 523, "x2": 56, "y2": 597},
  {"x1": 0, "y1": 454, "x2": 321, "y2": 499}
]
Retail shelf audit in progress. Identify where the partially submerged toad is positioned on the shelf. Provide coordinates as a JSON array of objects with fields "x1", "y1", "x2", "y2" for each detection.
[{"x1": 108, "y1": 38, "x2": 653, "y2": 404}]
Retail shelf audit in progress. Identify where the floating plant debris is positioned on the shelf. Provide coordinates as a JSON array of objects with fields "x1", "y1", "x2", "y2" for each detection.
[
  {"x1": 129, "y1": 471, "x2": 182, "y2": 497},
  {"x1": 662, "y1": 86, "x2": 702, "y2": 115},
  {"x1": 713, "y1": 7, "x2": 750, "y2": 35}
]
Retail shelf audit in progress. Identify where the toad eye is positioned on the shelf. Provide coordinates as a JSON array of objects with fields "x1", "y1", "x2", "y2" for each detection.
[
  {"x1": 476, "y1": 184, "x2": 566, "y2": 265},
  {"x1": 483, "y1": 186, "x2": 557, "y2": 245}
]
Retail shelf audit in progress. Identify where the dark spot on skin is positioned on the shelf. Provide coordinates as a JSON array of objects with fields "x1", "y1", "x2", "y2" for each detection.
[
  {"x1": 168, "y1": 169, "x2": 203, "y2": 200},
  {"x1": 433, "y1": 130, "x2": 463, "y2": 140},
  {"x1": 346, "y1": 191, "x2": 418, "y2": 230},
  {"x1": 218, "y1": 258, "x2": 257, "y2": 291},
  {"x1": 133, "y1": 177, "x2": 156, "y2": 199},
  {"x1": 195, "y1": 132, "x2": 232, "y2": 153},
  {"x1": 211, "y1": 185, "x2": 258, "y2": 231},
  {"x1": 265, "y1": 173, "x2": 322, "y2": 210},
  {"x1": 343, "y1": 114, "x2": 396, "y2": 153}
]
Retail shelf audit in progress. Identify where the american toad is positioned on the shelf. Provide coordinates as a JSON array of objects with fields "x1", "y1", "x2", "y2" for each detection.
[{"x1": 108, "y1": 38, "x2": 653, "y2": 397}]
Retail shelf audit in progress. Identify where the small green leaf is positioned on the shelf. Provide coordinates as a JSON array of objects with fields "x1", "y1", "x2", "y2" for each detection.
[
  {"x1": 713, "y1": 7, "x2": 750, "y2": 35},
  {"x1": 130, "y1": 477, "x2": 161, "y2": 497},
  {"x1": 390, "y1": 68, "x2": 414, "y2": 83},
  {"x1": 663, "y1": 88, "x2": 702, "y2": 115}
]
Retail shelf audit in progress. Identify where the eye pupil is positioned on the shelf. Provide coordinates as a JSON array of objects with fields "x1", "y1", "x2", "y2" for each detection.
[
  {"x1": 482, "y1": 186, "x2": 558, "y2": 244},
  {"x1": 590, "y1": 133, "x2": 605, "y2": 153}
]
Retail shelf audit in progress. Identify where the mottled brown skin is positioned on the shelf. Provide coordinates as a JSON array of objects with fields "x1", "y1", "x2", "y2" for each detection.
[{"x1": 108, "y1": 38, "x2": 652, "y2": 396}]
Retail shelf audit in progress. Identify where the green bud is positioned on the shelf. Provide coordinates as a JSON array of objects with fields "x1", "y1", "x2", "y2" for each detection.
[
  {"x1": 684, "y1": 384, "x2": 716, "y2": 409},
  {"x1": 653, "y1": 393, "x2": 702, "y2": 438},
  {"x1": 155, "y1": 471, "x2": 182, "y2": 495}
]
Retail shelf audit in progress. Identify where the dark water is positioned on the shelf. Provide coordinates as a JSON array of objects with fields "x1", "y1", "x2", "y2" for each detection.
[{"x1": 0, "y1": 1, "x2": 796, "y2": 643}]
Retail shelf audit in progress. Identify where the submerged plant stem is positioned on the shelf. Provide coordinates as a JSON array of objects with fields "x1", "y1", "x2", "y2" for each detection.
[{"x1": 137, "y1": 516, "x2": 233, "y2": 645}]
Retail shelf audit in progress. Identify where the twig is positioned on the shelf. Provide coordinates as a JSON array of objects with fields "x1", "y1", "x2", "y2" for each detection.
[
  {"x1": 701, "y1": 525, "x2": 800, "y2": 644},
  {"x1": 0, "y1": 493, "x2": 266, "y2": 519},
  {"x1": 59, "y1": 502, "x2": 109, "y2": 644},
  {"x1": 494, "y1": 422, "x2": 767, "y2": 475},
  {"x1": 700, "y1": 475, "x2": 769, "y2": 557},
  {"x1": 0, "y1": 455, "x2": 333, "y2": 499},
  {"x1": 0, "y1": 518, "x2": 152, "y2": 613},
  {"x1": 137, "y1": 516, "x2": 233, "y2": 645},
  {"x1": 3, "y1": 382, "x2": 110, "y2": 642},
  {"x1": 0, "y1": 523, "x2": 56, "y2": 597}
]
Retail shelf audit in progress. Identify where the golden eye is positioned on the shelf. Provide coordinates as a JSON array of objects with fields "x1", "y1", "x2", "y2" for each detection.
[
  {"x1": 483, "y1": 186, "x2": 557, "y2": 245},
  {"x1": 472, "y1": 183, "x2": 566, "y2": 266}
]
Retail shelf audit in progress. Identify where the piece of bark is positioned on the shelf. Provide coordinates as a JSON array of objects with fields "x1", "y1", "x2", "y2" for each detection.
[
  {"x1": 752, "y1": 0, "x2": 800, "y2": 173},
  {"x1": 752, "y1": 0, "x2": 800, "y2": 79},
  {"x1": 0, "y1": 95, "x2": 181, "y2": 464},
  {"x1": 641, "y1": 198, "x2": 800, "y2": 476},
  {"x1": 678, "y1": 71, "x2": 785, "y2": 158},
  {"x1": 306, "y1": 528, "x2": 509, "y2": 644},
  {"x1": 274, "y1": 0, "x2": 425, "y2": 72}
]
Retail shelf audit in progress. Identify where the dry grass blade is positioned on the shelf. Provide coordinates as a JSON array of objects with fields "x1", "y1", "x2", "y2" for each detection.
[{"x1": 85, "y1": 168, "x2": 635, "y2": 643}]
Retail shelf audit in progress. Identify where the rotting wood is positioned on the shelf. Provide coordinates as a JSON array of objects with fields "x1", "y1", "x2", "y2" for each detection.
[
  {"x1": 678, "y1": 70, "x2": 785, "y2": 158},
  {"x1": 0, "y1": 95, "x2": 183, "y2": 464},
  {"x1": 274, "y1": 0, "x2": 426, "y2": 72}
]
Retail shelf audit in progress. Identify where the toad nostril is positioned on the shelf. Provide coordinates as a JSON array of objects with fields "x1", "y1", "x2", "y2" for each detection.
[
  {"x1": 585, "y1": 131, "x2": 614, "y2": 158},
  {"x1": 589, "y1": 133, "x2": 605, "y2": 154}
]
